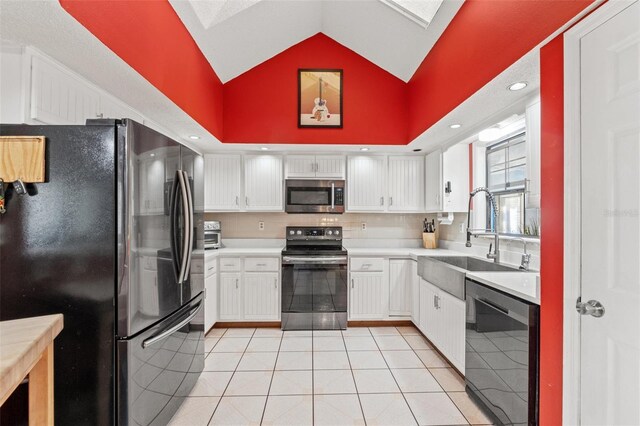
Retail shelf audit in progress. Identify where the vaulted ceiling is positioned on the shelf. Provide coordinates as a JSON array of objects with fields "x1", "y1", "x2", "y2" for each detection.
[{"x1": 169, "y1": 0, "x2": 463, "y2": 83}]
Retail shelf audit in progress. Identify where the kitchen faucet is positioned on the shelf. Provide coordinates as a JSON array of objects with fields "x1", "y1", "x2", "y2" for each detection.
[{"x1": 466, "y1": 187, "x2": 500, "y2": 263}]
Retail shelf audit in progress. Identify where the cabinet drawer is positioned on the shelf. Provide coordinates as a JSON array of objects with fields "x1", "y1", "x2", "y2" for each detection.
[
  {"x1": 219, "y1": 257, "x2": 241, "y2": 272},
  {"x1": 350, "y1": 257, "x2": 385, "y2": 272},
  {"x1": 205, "y1": 260, "x2": 217, "y2": 278},
  {"x1": 244, "y1": 257, "x2": 280, "y2": 272}
]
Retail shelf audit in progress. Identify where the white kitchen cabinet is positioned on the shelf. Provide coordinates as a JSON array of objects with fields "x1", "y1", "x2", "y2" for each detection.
[
  {"x1": 411, "y1": 260, "x2": 420, "y2": 325},
  {"x1": 347, "y1": 156, "x2": 387, "y2": 212},
  {"x1": 349, "y1": 272, "x2": 388, "y2": 320},
  {"x1": 285, "y1": 155, "x2": 345, "y2": 179},
  {"x1": 99, "y1": 94, "x2": 145, "y2": 122},
  {"x1": 244, "y1": 155, "x2": 283, "y2": 211},
  {"x1": 218, "y1": 272, "x2": 242, "y2": 320},
  {"x1": 388, "y1": 259, "x2": 413, "y2": 316},
  {"x1": 243, "y1": 273, "x2": 279, "y2": 320},
  {"x1": 204, "y1": 154, "x2": 242, "y2": 211},
  {"x1": 425, "y1": 145, "x2": 469, "y2": 213},
  {"x1": 204, "y1": 273, "x2": 218, "y2": 332},
  {"x1": 388, "y1": 156, "x2": 425, "y2": 212},
  {"x1": 419, "y1": 278, "x2": 465, "y2": 372},
  {"x1": 30, "y1": 55, "x2": 100, "y2": 125}
]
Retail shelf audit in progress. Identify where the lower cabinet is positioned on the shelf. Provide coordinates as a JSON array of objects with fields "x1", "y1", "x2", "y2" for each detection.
[
  {"x1": 204, "y1": 273, "x2": 218, "y2": 332},
  {"x1": 218, "y1": 257, "x2": 280, "y2": 322},
  {"x1": 418, "y1": 278, "x2": 465, "y2": 372},
  {"x1": 349, "y1": 272, "x2": 388, "y2": 319},
  {"x1": 389, "y1": 259, "x2": 413, "y2": 316},
  {"x1": 411, "y1": 260, "x2": 420, "y2": 324}
]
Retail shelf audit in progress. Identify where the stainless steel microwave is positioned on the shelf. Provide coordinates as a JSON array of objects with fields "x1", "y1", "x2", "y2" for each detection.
[{"x1": 285, "y1": 179, "x2": 345, "y2": 214}]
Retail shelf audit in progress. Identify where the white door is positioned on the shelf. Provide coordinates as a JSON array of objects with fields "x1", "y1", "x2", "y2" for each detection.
[
  {"x1": 244, "y1": 155, "x2": 283, "y2": 211},
  {"x1": 218, "y1": 273, "x2": 242, "y2": 320},
  {"x1": 204, "y1": 274, "x2": 217, "y2": 331},
  {"x1": 579, "y1": 3, "x2": 639, "y2": 425},
  {"x1": 204, "y1": 155, "x2": 242, "y2": 211},
  {"x1": 442, "y1": 144, "x2": 470, "y2": 212},
  {"x1": 388, "y1": 156, "x2": 425, "y2": 212},
  {"x1": 411, "y1": 261, "x2": 420, "y2": 324},
  {"x1": 425, "y1": 150, "x2": 443, "y2": 212},
  {"x1": 347, "y1": 156, "x2": 387, "y2": 211},
  {"x1": 315, "y1": 155, "x2": 346, "y2": 179},
  {"x1": 349, "y1": 272, "x2": 387, "y2": 319},
  {"x1": 437, "y1": 290, "x2": 466, "y2": 372},
  {"x1": 388, "y1": 259, "x2": 412, "y2": 316},
  {"x1": 419, "y1": 279, "x2": 438, "y2": 340},
  {"x1": 243, "y1": 273, "x2": 279, "y2": 320}
]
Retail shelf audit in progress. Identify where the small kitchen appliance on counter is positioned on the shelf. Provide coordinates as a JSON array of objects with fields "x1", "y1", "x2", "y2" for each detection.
[
  {"x1": 204, "y1": 220, "x2": 221, "y2": 249},
  {"x1": 281, "y1": 226, "x2": 348, "y2": 330}
]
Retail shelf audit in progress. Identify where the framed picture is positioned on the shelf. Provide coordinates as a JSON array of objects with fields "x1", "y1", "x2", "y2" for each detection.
[{"x1": 298, "y1": 69, "x2": 343, "y2": 128}]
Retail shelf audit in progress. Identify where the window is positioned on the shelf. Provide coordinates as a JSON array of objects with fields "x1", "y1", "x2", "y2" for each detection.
[{"x1": 486, "y1": 133, "x2": 535, "y2": 236}]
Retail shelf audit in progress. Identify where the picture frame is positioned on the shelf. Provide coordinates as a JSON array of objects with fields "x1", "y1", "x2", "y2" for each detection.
[{"x1": 298, "y1": 69, "x2": 343, "y2": 128}]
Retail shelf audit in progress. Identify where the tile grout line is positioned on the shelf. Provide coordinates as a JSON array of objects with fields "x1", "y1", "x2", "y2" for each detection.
[
  {"x1": 259, "y1": 330, "x2": 284, "y2": 425},
  {"x1": 204, "y1": 328, "x2": 228, "y2": 426},
  {"x1": 207, "y1": 328, "x2": 255, "y2": 426},
  {"x1": 342, "y1": 328, "x2": 372, "y2": 426}
]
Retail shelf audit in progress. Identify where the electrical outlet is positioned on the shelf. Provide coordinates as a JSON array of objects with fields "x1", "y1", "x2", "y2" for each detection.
[
  {"x1": 258, "y1": 221, "x2": 265, "y2": 231},
  {"x1": 459, "y1": 223, "x2": 465, "y2": 233},
  {"x1": 361, "y1": 223, "x2": 367, "y2": 231}
]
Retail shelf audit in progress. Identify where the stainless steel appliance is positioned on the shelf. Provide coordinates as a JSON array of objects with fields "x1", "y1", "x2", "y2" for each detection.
[
  {"x1": 0, "y1": 119, "x2": 204, "y2": 425},
  {"x1": 281, "y1": 226, "x2": 348, "y2": 330},
  {"x1": 204, "y1": 220, "x2": 221, "y2": 249},
  {"x1": 285, "y1": 179, "x2": 345, "y2": 214},
  {"x1": 465, "y1": 279, "x2": 539, "y2": 426}
]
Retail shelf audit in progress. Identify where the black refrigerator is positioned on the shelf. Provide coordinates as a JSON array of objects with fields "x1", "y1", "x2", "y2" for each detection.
[{"x1": 0, "y1": 119, "x2": 205, "y2": 425}]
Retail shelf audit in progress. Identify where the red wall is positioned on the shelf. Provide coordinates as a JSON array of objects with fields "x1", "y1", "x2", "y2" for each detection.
[
  {"x1": 539, "y1": 34, "x2": 565, "y2": 425},
  {"x1": 407, "y1": 0, "x2": 593, "y2": 141},
  {"x1": 59, "y1": 0, "x2": 224, "y2": 140},
  {"x1": 223, "y1": 33, "x2": 408, "y2": 145}
]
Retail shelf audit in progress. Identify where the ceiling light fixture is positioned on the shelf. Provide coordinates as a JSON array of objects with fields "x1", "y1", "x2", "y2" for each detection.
[
  {"x1": 360, "y1": 147, "x2": 370, "y2": 152},
  {"x1": 189, "y1": 135, "x2": 200, "y2": 140},
  {"x1": 449, "y1": 124, "x2": 461, "y2": 129},
  {"x1": 508, "y1": 81, "x2": 528, "y2": 91},
  {"x1": 260, "y1": 147, "x2": 269, "y2": 151}
]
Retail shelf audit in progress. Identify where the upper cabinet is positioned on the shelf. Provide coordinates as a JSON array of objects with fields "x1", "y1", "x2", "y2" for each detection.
[
  {"x1": 285, "y1": 155, "x2": 345, "y2": 179},
  {"x1": 244, "y1": 155, "x2": 283, "y2": 211},
  {"x1": 347, "y1": 156, "x2": 388, "y2": 212},
  {"x1": 388, "y1": 156, "x2": 425, "y2": 212},
  {"x1": 204, "y1": 154, "x2": 242, "y2": 211},
  {"x1": 425, "y1": 144, "x2": 470, "y2": 213}
]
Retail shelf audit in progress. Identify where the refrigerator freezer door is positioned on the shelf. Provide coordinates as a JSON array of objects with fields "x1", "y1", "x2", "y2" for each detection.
[{"x1": 117, "y1": 292, "x2": 204, "y2": 425}]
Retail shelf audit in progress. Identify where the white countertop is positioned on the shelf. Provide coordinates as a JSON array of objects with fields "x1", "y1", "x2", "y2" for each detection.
[
  {"x1": 346, "y1": 247, "x2": 462, "y2": 260},
  {"x1": 204, "y1": 247, "x2": 284, "y2": 259},
  {"x1": 466, "y1": 272, "x2": 540, "y2": 305}
]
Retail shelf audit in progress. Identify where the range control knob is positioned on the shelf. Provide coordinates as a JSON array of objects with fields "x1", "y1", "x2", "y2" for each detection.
[
  {"x1": 289, "y1": 230, "x2": 295, "y2": 235},
  {"x1": 327, "y1": 230, "x2": 333, "y2": 236},
  {"x1": 335, "y1": 230, "x2": 340, "y2": 235},
  {"x1": 296, "y1": 230, "x2": 302, "y2": 235}
]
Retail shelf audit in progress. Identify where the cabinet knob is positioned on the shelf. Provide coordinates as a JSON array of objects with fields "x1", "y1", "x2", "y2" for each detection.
[
  {"x1": 351, "y1": 278, "x2": 355, "y2": 289},
  {"x1": 274, "y1": 278, "x2": 278, "y2": 289},
  {"x1": 235, "y1": 278, "x2": 239, "y2": 289},
  {"x1": 380, "y1": 197, "x2": 384, "y2": 206}
]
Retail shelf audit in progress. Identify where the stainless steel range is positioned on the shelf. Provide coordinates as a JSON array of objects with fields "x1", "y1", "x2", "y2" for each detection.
[{"x1": 281, "y1": 226, "x2": 348, "y2": 330}]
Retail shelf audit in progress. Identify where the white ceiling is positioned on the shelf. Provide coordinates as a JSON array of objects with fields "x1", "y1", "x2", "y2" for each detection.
[{"x1": 169, "y1": 0, "x2": 463, "y2": 83}]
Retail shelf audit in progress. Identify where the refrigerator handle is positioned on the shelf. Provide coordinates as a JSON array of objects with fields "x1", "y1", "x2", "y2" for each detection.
[
  {"x1": 142, "y1": 300, "x2": 202, "y2": 348},
  {"x1": 182, "y1": 171, "x2": 195, "y2": 281},
  {"x1": 169, "y1": 174, "x2": 181, "y2": 283},
  {"x1": 176, "y1": 171, "x2": 191, "y2": 284}
]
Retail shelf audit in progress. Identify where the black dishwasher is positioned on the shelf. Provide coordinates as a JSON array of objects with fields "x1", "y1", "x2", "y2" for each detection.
[{"x1": 465, "y1": 279, "x2": 539, "y2": 426}]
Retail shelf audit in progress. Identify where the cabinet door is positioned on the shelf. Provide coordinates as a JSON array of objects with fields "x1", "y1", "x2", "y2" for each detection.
[
  {"x1": 411, "y1": 261, "x2": 420, "y2": 325},
  {"x1": 388, "y1": 259, "x2": 412, "y2": 316},
  {"x1": 419, "y1": 279, "x2": 439, "y2": 342},
  {"x1": 437, "y1": 290, "x2": 466, "y2": 372},
  {"x1": 347, "y1": 156, "x2": 387, "y2": 211},
  {"x1": 425, "y1": 150, "x2": 443, "y2": 212},
  {"x1": 204, "y1": 155, "x2": 242, "y2": 211},
  {"x1": 285, "y1": 155, "x2": 316, "y2": 178},
  {"x1": 218, "y1": 273, "x2": 242, "y2": 320},
  {"x1": 388, "y1": 156, "x2": 425, "y2": 212},
  {"x1": 244, "y1": 155, "x2": 283, "y2": 211},
  {"x1": 315, "y1": 155, "x2": 346, "y2": 179},
  {"x1": 244, "y1": 273, "x2": 279, "y2": 320},
  {"x1": 349, "y1": 272, "x2": 388, "y2": 319},
  {"x1": 204, "y1": 274, "x2": 218, "y2": 332},
  {"x1": 442, "y1": 144, "x2": 470, "y2": 212},
  {"x1": 31, "y1": 55, "x2": 99, "y2": 124}
]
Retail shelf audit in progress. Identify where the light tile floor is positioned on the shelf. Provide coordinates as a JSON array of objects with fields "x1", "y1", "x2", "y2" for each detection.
[{"x1": 169, "y1": 326, "x2": 494, "y2": 426}]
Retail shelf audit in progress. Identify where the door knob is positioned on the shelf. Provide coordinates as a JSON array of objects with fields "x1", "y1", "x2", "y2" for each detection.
[{"x1": 576, "y1": 297, "x2": 605, "y2": 318}]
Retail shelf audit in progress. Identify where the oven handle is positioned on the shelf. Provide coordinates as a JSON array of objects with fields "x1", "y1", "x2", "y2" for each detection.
[
  {"x1": 331, "y1": 182, "x2": 335, "y2": 210},
  {"x1": 477, "y1": 297, "x2": 509, "y2": 315},
  {"x1": 282, "y1": 256, "x2": 348, "y2": 265}
]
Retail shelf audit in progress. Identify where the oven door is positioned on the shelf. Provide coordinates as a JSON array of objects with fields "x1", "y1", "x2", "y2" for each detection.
[
  {"x1": 281, "y1": 256, "x2": 348, "y2": 329},
  {"x1": 285, "y1": 179, "x2": 344, "y2": 213}
]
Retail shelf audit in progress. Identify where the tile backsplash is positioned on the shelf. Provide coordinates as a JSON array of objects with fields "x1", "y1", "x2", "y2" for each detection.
[{"x1": 204, "y1": 212, "x2": 438, "y2": 240}]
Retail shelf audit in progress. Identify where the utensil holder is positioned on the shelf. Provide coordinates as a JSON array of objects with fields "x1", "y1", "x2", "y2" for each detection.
[{"x1": 422, "y1": 232, "x2": 437, "y2": 249}]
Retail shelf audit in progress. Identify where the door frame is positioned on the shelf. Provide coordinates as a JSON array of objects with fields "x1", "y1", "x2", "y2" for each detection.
[{"x1": 562, "y1": 1, "x2": 638, "y2": 424}]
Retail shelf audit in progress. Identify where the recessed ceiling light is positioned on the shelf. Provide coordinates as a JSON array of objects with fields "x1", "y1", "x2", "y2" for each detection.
[
  {"x1": 449, "y1": 124, "x2": 462, "y2": 129},
  {"x1": 260, "y1": 147, "x2": 269, "y2": 151},
  {"x1": 189, "y1": 135, "x2": 200, "y2": 140},
  {"x1": 150, "y1": 153, "x2": 155, "y2": 157},
  {"x1": 508, "y1": 82, "x2": 528, "y2": 91},
  {"x1": 360, "y1": 147, "x2": 370, "y2": 151}
]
